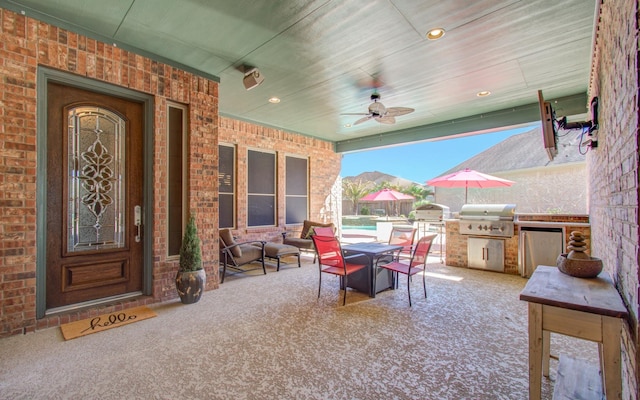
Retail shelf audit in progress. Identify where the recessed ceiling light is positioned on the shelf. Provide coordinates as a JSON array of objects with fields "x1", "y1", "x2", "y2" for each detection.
[
  {"x1": 477, "y1": 91, "x2": 491, "y2": 97},
  {"x1": 344, "y1": 123, "x2": 352, "y2": 128},
  {"x1": 268, "y1": 97, "x2": 280, "y2": 104},
  {"x1": 426, "y1": 28, "x2": 445, "y2": 40}
]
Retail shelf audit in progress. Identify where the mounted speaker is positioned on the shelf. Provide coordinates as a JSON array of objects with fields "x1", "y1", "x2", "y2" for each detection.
[{"x1": 243, "y1": 68, "x2": 264, "y2": 90}]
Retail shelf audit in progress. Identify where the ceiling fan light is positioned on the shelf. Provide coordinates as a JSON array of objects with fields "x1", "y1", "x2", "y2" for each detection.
[{"x1": 426, "y1": 28, "x2": 445, "y2": 40}]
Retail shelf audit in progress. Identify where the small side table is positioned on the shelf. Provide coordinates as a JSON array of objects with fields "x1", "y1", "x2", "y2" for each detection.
[{"x1": 520, "y1": 265, "x2": 628, "y2": 400}]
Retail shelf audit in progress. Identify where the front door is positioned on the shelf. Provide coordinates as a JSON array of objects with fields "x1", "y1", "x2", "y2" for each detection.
[{"x1": 46, "y1": 82, "x2": 144, "y2": 310}]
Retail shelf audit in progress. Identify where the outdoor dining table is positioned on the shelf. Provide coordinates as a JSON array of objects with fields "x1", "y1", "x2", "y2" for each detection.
[{"x1": 342, "y1": 242, "x2": 403, "y2": 298}]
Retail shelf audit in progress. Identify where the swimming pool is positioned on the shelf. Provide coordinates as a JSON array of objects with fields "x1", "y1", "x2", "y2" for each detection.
[{"x1": 342, "y1": 225, "x2": 376, "y2": 231}]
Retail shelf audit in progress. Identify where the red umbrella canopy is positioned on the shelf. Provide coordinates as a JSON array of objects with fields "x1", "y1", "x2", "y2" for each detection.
[
  {"x1": 360, "y1": 188, "x2": 415, "y2": 201},
  {"x1": 426, "y1": 168, "x2": 514, "y2": 203},
  {"x1": 360, "y1": 188, "x2": 414, "y2": 217}
]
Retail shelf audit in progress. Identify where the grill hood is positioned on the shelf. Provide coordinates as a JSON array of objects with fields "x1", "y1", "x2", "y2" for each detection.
[{"x1": 459, "y1": 204, "x2": 516, "y2": 220}]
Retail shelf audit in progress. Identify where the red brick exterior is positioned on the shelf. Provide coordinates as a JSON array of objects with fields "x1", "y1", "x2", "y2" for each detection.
[
  {"x1": 588, "y1": 1, "x2": 640, "y2": 397},
  {"x1": 0, "y1": 9, "x2": 339, "y2": 337},
  {"x1": 218, "y1": 117, "x2": 341, "y2": 244}
]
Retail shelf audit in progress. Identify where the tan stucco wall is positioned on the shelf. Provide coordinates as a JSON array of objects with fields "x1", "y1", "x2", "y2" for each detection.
[{"x1": 434, "y1": 163, "x2": 587, "y2": 214}]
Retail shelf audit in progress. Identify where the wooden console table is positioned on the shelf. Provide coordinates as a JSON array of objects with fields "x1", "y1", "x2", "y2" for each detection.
[{"x1": 519, "y1": 265, "x2": 628, "y2": 399}]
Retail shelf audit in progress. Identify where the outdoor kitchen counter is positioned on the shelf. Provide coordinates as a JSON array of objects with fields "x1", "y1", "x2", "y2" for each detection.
[{"x1": 445, "y1": 214, "x2": 591, "y2": 275}]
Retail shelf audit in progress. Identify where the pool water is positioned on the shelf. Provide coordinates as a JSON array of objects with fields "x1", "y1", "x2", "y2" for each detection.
[{"x1": 342, "y1": 225, "x2": 376, "y2": 231}]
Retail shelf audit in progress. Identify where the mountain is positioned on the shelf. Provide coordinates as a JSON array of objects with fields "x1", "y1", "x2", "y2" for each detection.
[{"x1": 342, "y1": 171, "x2": 425, "y2": 188}]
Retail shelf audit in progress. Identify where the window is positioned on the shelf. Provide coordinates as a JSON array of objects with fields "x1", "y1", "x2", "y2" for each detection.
[
  {"x1": 285, "y1": 156, "x2": 308, "y2": 224},
  {"x1": 167, "y1": 102, "x2": 188, "y2": 257},
  {"x1": 218, "y1": 144, "x2": 236, "y2": 229},
  {"x1": 247, "y1": 149, "x2": 276, "y2": 227}
]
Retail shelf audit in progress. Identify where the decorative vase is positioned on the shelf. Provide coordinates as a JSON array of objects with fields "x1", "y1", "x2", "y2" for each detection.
[
  {"x1": 556, "y1": 254, "x2": 603, "y2": 278},
  {"x1": 175, "y1": 269, "x2": 206, "y2": 304}
]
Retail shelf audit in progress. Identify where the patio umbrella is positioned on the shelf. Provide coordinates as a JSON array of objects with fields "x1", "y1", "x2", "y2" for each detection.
[
  {"x1": 426, "y1": 168, "x2": 515, "y2": 203},
  {"x1": 360, "y1": 188, "x2": 414, "y2": 216}
]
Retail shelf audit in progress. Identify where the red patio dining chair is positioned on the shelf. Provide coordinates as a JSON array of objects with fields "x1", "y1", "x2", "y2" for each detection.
[
  {"x1": 375, "y1": 226, "x2": 417, "y2": 267},
  {"x1": 378, "y1": 233, "x2": 437, "y2": 306},
  {"x1": 311, "y1": 234, "x2": 368, "y2": 306}
]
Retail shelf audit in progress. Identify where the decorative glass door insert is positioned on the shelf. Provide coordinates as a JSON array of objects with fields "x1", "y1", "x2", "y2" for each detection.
[{"x1": 67, "y1": 107, "x2": 125, "y2": 252}]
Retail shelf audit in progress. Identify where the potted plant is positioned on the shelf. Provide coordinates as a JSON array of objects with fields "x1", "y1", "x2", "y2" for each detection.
[{"x1": 175, "y1": 214, "x2": 206, "y2": 304}]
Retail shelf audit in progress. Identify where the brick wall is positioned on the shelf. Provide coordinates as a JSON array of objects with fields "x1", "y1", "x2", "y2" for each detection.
[
  {"x1": 0, "y1": 8, "x2": 220, "y2": 336},
  {"x1": 0, "y1": 9, "x2": 337, "y2": 337},
  {"x1": 218, "y1": 117, "x2": 341, "y2": 243},
  {"x1": 588, "y1": 0, "x2": 640, "y2": 397}
]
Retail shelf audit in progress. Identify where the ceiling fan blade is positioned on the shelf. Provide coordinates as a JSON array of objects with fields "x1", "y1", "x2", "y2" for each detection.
[
  {"x1": 353, "y1": 116, "x2": 373, "y2": 125},
  {"x1": 341, "y1": 112, "x2": 370, "y2": 116},
  {"x1": 376, "y1": 116, "x2": 396, "y2": 124},
  {"x1": 386, "y1": 107, "x2": 414, "y2": 117}
]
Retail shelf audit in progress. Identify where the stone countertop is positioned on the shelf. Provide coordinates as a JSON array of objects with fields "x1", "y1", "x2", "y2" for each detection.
[
  {"x1": 444, "y1": 219, "x2": 590, "y2": 227},
  {"x1": 515, "y1": 220, "x2": 591, "y2": 227}
]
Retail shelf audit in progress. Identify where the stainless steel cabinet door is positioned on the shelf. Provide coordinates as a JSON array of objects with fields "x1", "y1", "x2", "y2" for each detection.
[{"x1": 468, "y1": 237, "x2": 505, "y2": 272}]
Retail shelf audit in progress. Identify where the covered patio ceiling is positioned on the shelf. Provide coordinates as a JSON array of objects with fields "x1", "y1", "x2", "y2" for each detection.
[{"x1": 1, "y1": 0, "x2": 598, "y2": 152}]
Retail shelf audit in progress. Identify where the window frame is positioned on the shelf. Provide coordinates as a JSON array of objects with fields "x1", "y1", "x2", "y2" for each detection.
[
  {"x1": 166, "y1": 101, "x2": 189, "y2": 258},
  {"x1": 218, "y1": 143, "x2": 237, "y2": 229},
  {"x1": 285, "y1": 155, "x2": 309, "y2": 225},
  {"x1": 247, "y1": 148, "x2": 277, "y2": 227}
]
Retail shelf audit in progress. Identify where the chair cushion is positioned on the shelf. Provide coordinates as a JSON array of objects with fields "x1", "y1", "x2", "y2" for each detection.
[
  {"x1": 283, "y1": 237, "x2": 314, "y2": 250},
  {"x1": 234, "y1": 244, "x2": 262, "y2": 265},
  {"x1": 263, "y1": 243, "x2": 299, "y2": 257},
  {"x1": 220, "y1": 228, "x2": 242, "y2": 258}
]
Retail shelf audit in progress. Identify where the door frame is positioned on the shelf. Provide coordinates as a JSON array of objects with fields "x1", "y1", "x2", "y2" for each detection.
[{"x1": 36, "y1": 67, "x2": 155, "y2": 318}]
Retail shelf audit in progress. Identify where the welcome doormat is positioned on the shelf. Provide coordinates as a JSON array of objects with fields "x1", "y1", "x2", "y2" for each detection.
[{"x1": 60, "y1": 305, "x2": 157, "y2": 340}]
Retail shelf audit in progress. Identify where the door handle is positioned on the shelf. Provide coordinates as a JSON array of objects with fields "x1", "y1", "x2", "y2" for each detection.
[{"x1": 134, "y1": 205, "x2": 142, "y2": 243}]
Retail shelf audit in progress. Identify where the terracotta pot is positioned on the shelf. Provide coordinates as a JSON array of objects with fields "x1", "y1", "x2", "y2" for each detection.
[{"x1": 175, "y1": 269, "x2": 206, "y2": 304}]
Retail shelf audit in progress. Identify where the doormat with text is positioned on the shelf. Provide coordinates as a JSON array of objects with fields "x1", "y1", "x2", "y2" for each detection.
[{"x1": 60, "y1": 306, "x2": 157, "y2": 340}]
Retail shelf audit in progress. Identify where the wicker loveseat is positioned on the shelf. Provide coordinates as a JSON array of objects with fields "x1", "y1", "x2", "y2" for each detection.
[{"x1": 282, "y1": 220, "x2": 335, "y2": 261}]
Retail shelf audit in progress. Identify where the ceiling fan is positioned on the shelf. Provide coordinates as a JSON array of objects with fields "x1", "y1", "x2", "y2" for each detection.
[{"x1": 342, "y1": 92, "x2": 415, "y2": 125}]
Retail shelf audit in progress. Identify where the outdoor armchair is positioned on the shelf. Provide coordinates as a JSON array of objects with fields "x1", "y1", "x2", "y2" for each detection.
[
  {"x1": 282, "y1": 220, "x2": 335, "y2": 262},
  {"x1": 219, "y1": 228, "x2": 266, "y2": 283}
]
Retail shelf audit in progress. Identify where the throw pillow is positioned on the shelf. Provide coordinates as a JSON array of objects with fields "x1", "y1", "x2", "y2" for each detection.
[
  {"x1": 220, "y1": 229, "x2": 242, "y2": 258},
  {"x1": 305, "y1": 226, "x2": 317, "y2": 239}
]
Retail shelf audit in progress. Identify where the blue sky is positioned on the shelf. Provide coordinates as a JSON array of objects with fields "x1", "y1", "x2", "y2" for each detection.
[{"x1": 340, "y1": 125, "x2": 535, "y2": 184}]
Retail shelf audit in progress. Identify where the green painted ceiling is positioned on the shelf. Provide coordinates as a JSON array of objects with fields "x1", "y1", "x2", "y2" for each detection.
[{"x1": 1, "y1": 0, "x2": 597, "y2": 152}]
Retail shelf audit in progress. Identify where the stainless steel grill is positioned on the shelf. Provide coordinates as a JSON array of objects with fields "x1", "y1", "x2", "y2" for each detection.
[
  {"x1": 458, "y1": 204, "x2": 516, "y2": 237},
  {"x1": 414, "y1": 203, "x2": 451, "y2": 222}
]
